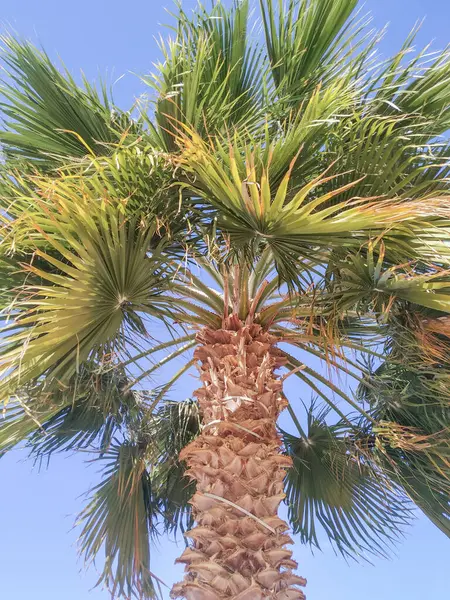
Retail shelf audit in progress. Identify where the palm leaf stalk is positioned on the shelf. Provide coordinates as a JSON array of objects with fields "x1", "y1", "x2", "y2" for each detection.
[{"x1": 1, "y1": 1, "x2": 450, "y2": 598}]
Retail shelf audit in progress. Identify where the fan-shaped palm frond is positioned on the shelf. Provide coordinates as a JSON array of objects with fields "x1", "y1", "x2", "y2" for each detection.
[
  {"x1": 29, "y1": 365, "x2": 145, "y2": 460},
  {"x1": 77, "y1": 440, "x2": 162, "y2": 600},
  {"x1": 367, "y1": 28, "x2": 450, "y2": 136},
  {"x1": 145, "y1": 0, "x2": 263, "y2": 149},
  {"x1": 0, "y1": 360, "x2": 147, "y2": 456},
  {"x1": 146, "y1": 399, "x2": 202, "y2": 537},
  {"x1": 0, "y1": 182, "x2": 173, "y2": 396},
  {"x1": 356, "y1": 350, "x2": 450, "y2": 537},
  {"x1": 327, "y1": 244, "x2": 450, "y2": 317},
  {"x1": 179, "y1": 76, "x2": 358, "y2": 192},
  {"x1": 283, "y1": 404, "x2": 412, "y2": 560},
  {"x1": 324, "y1": 114, "x2": 450, "y2": 201},
  {"x1": 179, "y1": 130, "x2": 450, "y2": 286},
  {"x1": 0, "y1": 37, "x2": 136, "y2": 169},
  {"x1": 66, "y1": 146, "x2": 185, "y2": 237},
  {"x1": 361, "y1": 422, "x2": 450, "y2": 538},
  {"x1": 0, "y1": 395, "x2": 60, "y2": 456},
  {"x1": 261, "y1": 0, "x2": 362, "y2": 103}
]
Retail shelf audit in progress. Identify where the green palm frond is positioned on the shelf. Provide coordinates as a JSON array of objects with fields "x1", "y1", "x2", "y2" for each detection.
[
  {"x1": 0, "y1": 360, "x2": 144, "y2": 458},
  {"x1": 146, "y1": 0, "x2": 263, "y2": 149},
  {"x1": 0, "y1": 254, "x2": 37, "y2": 311},
  {"x1": 0, "y1": 396, "x2": 61, "y2": 456},
  {"x1": 0, "y1": 37, "x2": 135, "y2": 169},
  {"x1": 261, "y1": 0, "x2": 366, "y2": 103},
  {"x1": 327, "y1": 244, "x2": 450, "y2": 316},
  {"x1": 359, "y1": 361, "x2": 449, "y2": 433},
  {"x1": 391, "y1": 463, "x2": 450, "y2": 537},
  {"x1": 367, "y1": 28, "x2": 450, "y2": 135},
  {"x1": 0, "y1": 182, "x2": 173, "y2": 397},
  {"x1": 283, "y1": 404, "x2": 412, "y2": 560},
  {"x1": 356, "y1": 353, "x2": 450, "y2": 536},
  {"x1": 180, "y1": 130, "x2": 450, "y2": 285},
  {"x1": 363, "y1": 422, "x2": 450, "y2": 538},
  {"x1": 67, "y1": 146, "x2": 189, "y2": 240},
  {"x1": 324, "y1": 114, "x2": 450, "y2": 201},
  {"x1": 77, "y1": 440, "x2": 162, "y2": 600},
  {"x1": 397, "y1": 49, "x2": 450, "y2": 132},
  {"x1": 147, "y1": 399, "x2": 202, "y2": 537},
  {"x1": 28, "y1": 364, "x2": 145, "y2": 460},
  {"x1": 180, "y1": 76, "x2": 357, "y2": 191}
]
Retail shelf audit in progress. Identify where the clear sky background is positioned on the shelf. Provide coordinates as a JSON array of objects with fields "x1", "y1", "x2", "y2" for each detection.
[{"x1": 0, "y1": 1, "x2": 449, "y2": 599}]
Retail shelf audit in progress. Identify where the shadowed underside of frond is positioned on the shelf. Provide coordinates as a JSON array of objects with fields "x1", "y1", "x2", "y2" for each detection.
[{"x1": 171, "y1": 315, "x2": 306, "y2": 600}]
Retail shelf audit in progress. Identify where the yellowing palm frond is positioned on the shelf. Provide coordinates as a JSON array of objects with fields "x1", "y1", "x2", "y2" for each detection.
[
  {"x1": 0, "y1": 184, "x2": 173, "y2": 397},
  {"x1": 179, "y1": 131, "x2": 450, "y2": 285}
]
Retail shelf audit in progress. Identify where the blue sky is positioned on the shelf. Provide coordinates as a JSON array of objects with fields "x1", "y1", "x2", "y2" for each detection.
[{"x1": 0, "y1": 1, "x2": 449, "y2": 599}]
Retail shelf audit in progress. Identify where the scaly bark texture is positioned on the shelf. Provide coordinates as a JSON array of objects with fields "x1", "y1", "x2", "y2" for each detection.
[{"x1": 171, "y1": 315, "x2": 306, "y2": 600}]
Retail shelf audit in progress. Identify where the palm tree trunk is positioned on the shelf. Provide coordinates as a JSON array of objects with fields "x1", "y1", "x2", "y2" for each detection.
[{"x1": 171, "y1": 314, "x2": 306, "y2": 600}]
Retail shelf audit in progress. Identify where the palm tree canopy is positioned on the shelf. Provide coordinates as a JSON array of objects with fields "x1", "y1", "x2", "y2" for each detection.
[{"x1": 0, "y1": 1, "x2": 449, "y2": 597}]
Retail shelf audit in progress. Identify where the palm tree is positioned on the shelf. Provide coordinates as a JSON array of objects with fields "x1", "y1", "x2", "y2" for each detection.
[{"x1": 0, "y1": 0, "x2": 449, "y2": 598}]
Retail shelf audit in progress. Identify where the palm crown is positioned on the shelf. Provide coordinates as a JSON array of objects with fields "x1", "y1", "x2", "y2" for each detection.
[{"x1": 0, "y1": 1, "x2": 449, "y2": 598}]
